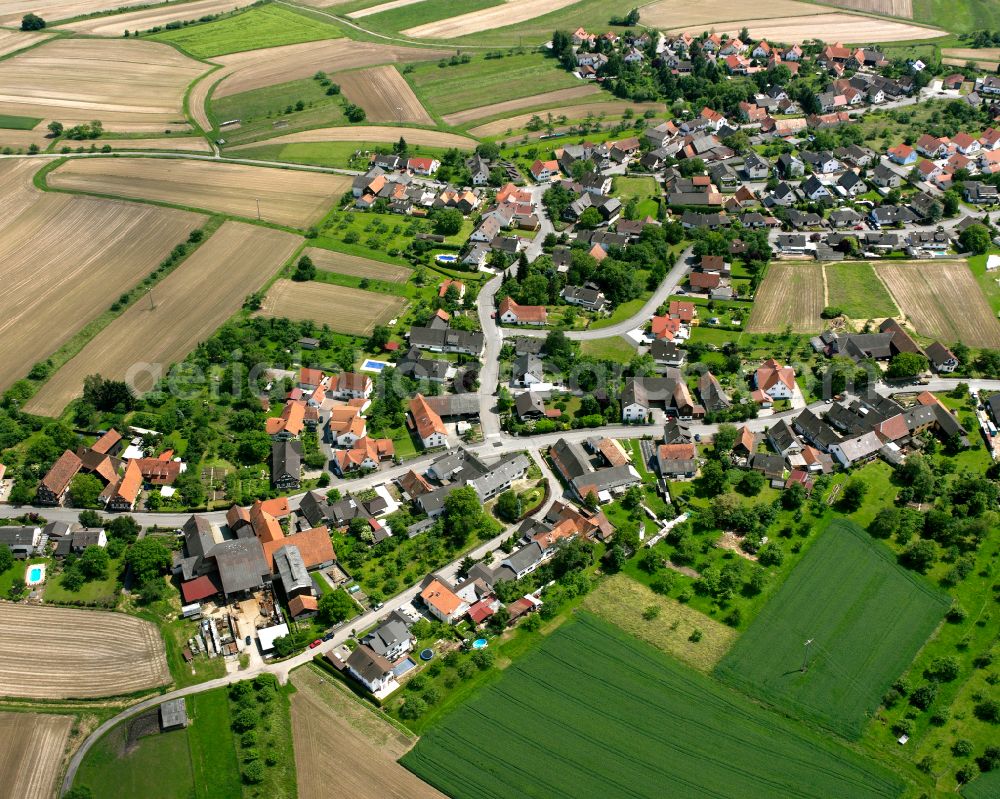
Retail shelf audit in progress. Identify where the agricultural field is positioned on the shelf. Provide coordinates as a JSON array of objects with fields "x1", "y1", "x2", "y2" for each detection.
[
  {"x1": 258, "y1": 279, "x2": 407, "y2": 336},
  {"x1": 27, "y1": 222, "x2": 300, "y2": 416},
  {"x1": 150, "y1": 3, "x2": 342, "y2": 57},
  {"x1": 47, "y1": 157, "x2": 349, "y2": 227},
  {"x1": 747, "y1": 263, "x2": 825, "y2": 333},
  {"x1": 820, "y1": 0, "x2": 913, "y2": 16},
  {"x1": 0, "y1": 38, "x2": 205, "y2": 133},
  {"x1": 716, "y1": 519, "x2": 949, "y2": 739},
  {"x1": 0, "y1": 28, "x2": 52, "y2": 57},
  {"x1": 642, "y1": 0, "x2": 819, "y2": 28},
  {"x1": 304, "y1": 247, "x2": 412, "y2": 282},
  {"x1": 103, "y1": 136, "x2": 213, "y2": 152},
  {"x1": 824, "y1": 261, "x2": 899, "y2": 320},
  {"x1": 401, "y1": 0, "x2": 579, "y2": 38},
  {"x1": 0, "y1": 160, "x2": 204, "y2": 393},
  {"x1": 353, "y1": 0, "x2": 500, "y2": 35},
  {"x1": 210, "y1": 39, "x2": 449, "y2": 99},
  {"x1": 942, "y1": 47, "x2": 1000, "y2": 69},
  {"x1": 230, "y1": 140, "x2": 453, "y2": 169},
  {"x1": 875, "y1": 260, "x2": 1000, "y2": 348},
  {"x1": 338, "y1": 65, "x2": 434, "y2": 125},
  {"x1": 912, "y1": 0, "x2": 1000, "y2": 32},
  {"x1": 0, "y1": 605, "x2": 170, "y2": 699},
  {"x1": 74, "y1": 689, "x2": 242, "y2": 799},
  {"x1": 699, "y1": 12, "x2": 945, "y2": 41},
  {"x1": 403, "y1": 614, "x2": 903, "y2": 799},
  {"x1": 0, "y1": 712, "x2": 73, "y2": 799},
  {"x1": 60, "y1": 0, "x2": 245, "y2": 37},
  {"x1": 291, "y1": 667, "x2": 445, "y2": 799},
  {"x1": 581, "y1": 574, "x2": 736, "y2": 671},
  {"x1": 468, "y1": 101, "x2": 661, "y2": 137},
  {"x1": 0, "y1": 0, "x2": 154, "y2": 25},
  {"x1": 441, "y1": 85, "x2": 601, "y2": 127},
  {"x1": 405, "y1": 53, "x2": 582, "y2": 119},
  {"x1": 229, "y1": 124, "x2": 475, "y2": 150}
]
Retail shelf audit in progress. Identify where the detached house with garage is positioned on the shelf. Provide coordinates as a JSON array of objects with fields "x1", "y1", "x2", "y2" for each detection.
[{"x1": 499, "y1": 297, "x2": 547, "y2": 326}]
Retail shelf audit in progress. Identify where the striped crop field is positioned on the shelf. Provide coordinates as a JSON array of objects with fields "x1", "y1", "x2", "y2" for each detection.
[{"x1": 403, "y1": 614, "x2": 904, "y2": 798}]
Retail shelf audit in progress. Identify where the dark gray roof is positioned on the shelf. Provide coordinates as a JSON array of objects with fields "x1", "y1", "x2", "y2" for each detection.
[
  {"x1": 346, "y1": 645, "x2": 392, "y2": 683},
  {"x1": 363, "y1": 619, "x2": 412, "y2": 657},
  {"x1": 274, "y1": 545, "x2": 311, "y2": 594},
  {"x1": 212, "y1": 538, "x2": 270, "y2": 596},
  {"x1": 271, "y1": 439, "x2": 301, "y2": 481}
]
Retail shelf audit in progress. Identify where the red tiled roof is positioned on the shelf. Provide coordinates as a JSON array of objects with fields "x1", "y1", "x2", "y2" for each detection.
[{"x1": 180, "y1": 574, "x2": 221, "y2": 603}]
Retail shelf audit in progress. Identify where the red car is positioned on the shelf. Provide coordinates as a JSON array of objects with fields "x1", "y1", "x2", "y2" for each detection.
[{"x1": 309, "y1": 639, "x2": 322, "y2": 649}]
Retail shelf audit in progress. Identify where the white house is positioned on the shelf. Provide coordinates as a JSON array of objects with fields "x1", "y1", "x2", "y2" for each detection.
[
  {"x1": 420, "y1": 578, "x2": 468, "y2": 623},
  {"x1": 345, "y1": 645, "x2": 398, "y2": 695},
  {"x1": 754, "y1": 359, "x2": 796, "y2": 400}
]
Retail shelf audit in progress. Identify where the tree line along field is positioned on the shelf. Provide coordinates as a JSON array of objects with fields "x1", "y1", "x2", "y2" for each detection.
[
  {"x1": 0, "y1": 38, "x2": 204, "y2": 133},
  {"x1": 0, "y1": 605, "x2": 170, "y2": 699},
  {"x1": 257, "y1": 278, "x2": 408, "y2": 337},
  {"x1": 27, "y1": 221, "x2": 301, "y2": 416},
  {"x1": 150, "y1": 3, "x2": 343, "y2": 58},
  {"x1": 47, "y1": 157, "x2": 350, "y2": 227},
  {"x1": 715, "y1": 519, "x2": 950, "y2": 739},
  {"x1": 0, "y1": 159, "x2": 205, "y2": 394},
  {"x1": 403, "y1": 614, "x2": 903, "y2": 799},
  {"x1": 0, "y1": 712, "x2": 73, "y2": 799}
]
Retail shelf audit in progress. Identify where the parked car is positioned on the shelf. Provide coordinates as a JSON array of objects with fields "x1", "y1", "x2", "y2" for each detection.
[
  {"x1": 245, "y1": 635, "x2": 252, "y2": 646},
  {"x1": 322, "y1": 633, "x2": 334, "y2": 641},
  {"x1": 309, "y1": 639, "x2": 322, "y2": 649}
]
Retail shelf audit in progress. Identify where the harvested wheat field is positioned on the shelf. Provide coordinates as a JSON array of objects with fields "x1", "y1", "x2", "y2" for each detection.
[
  {"x1": 348, "y1": 0, "x2": 426, "y2": 18},
  {"x1": 874, "y1": 261, "x2": 1000, "y2": 348},
  {"x1": 0, "y1": 38, "x2": 205, "y2": 133},
  {"x1": 0, "y1": 712, "x2": 73, "y2": 799},
  {"x1": 48, "y1": 157, "x2": 348, "y2": 226},
  {"x1": 27, "y1": 222, "x2": 300, "y2": 415},
  {"x1": 61, "y1": 0, "x2": 246, "y2": 37},
  {"x1": 305, "y1": 247, "x2": 411, "y2": 282},
  {"x1": 643, "y1": 0, "x2": 819, "y2": 28},
  {"x1": 231, "y1": 124, "x2": 475, "y2": 150},
  {"x1": 103, "y1": 136, "x2": 213, "y2": 152},
  {"x1": 0, "y1": 28, "x2": 52, "y2": 57},
  {"x1": 819, "y1": 0, "x2": 912, "y2": 17},
  {"x1": 402, "y1": 0, "x2": 578, "y2": 38},
  {"x1": 292, "y1": 668, "x2": 446, "y2": 799},
  {"x1": 212, "y1": 39, "x2": 449, "y2": 98},
  {"x1": 0, "y1": 160, "x2": 204, "y2": 393},
  {"x1": 259, "y1": 279, "x2": 406, "y2": 336},
  {"x1": 944, "y1": 56, "x2": 999, "y2": 70},
  {"x1": 747, "y1": 263, "x2": 825, "y2": 333},
  {"x1": 0, "y1": 605, "x2": 169, "y2": 699},
  {"x1": 0, "y1": 0, "x2": 154, "y2": 25},
  {"x1": 468, "y1": 101, "x2": 661, "y2": 136},
  {"x1": 338, "y1": 65, "x2": 433, "y2": 125},
  {"x1": 0, "y1": 127, "x2": 48, "y2": 151},
  {"x1": 442, "y1": 85, "x2": 601, "y2": 126},
  {"x1": 697, "y1": 13, "x2": 944, "y2": 42}
]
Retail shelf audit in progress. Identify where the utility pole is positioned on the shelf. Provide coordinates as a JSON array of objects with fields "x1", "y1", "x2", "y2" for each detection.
[
  {"x1": 801, "y1": 638, "x2": 814, "y2": 673},
  {"x1": 256, "y1": 198, "x2": 261, "y2": 220},
  {"x1": 148, "y1": 290, "x2": 155, "y2": 311}
]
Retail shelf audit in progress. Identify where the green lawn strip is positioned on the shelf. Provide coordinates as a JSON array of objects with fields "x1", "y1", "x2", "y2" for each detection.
[
  {"x1": 187, "y1": 690, "x2": 241, "y2": 799},
  {"x1": 211, "y1": 78, "x2": 348, "y2": 145},
  {"x1": 232, "y1": 139, "x2": 455, "y2": 170},
  {"x1": 404, "y1": 52, "x2": 581, "y2": 117},
  {"x1": 588, "y1": 296, "x2": 645, "y2": 330},
  {"x1": 402, "y1": 613, "x2": 903, "y2": 799},
  {"x1": 149, "y1": 4, "x2": 342, "y2": 58},
  {"x1": 74, "y1": 720, "x2": 195, "y2": 799},
  {"x1": 0, "y1": 114, "x2": 42, "y2": 130},
  {"x1": 966, "y1": 252, "x2": 1000, "y2": 316},
  {"x1": 715, "y1": 518, "x2": 950, "y2": 740},
  {"x1": 578, "y1": 336, "x2": 635, "y2": 362},
  {"x1": 962, "y1": 770, "x2": 1000, "y2": 799},
  {"x1": 824, "y1": 261, "x2": 899, "y2": 319}
]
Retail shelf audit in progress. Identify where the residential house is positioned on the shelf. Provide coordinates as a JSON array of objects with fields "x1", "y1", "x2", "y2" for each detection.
[
  {"x1": 421, "y1": 578, "x2": 468, "y2": 623},
  {"x1": 409, "y1": 394, "x2": 449, "y2": 449},
  {"x1": 346, "y1": 645, "x2": 397, "y2": 694},
  {"x1": 499, "y1": 297, "x2": 547, "y2": 326},
  {"x1": 270, "y1": 440, "x2": 301, "y2": 490},
  {"x1": 755, "y1": 359, "x2": 796, "y2": 400}
]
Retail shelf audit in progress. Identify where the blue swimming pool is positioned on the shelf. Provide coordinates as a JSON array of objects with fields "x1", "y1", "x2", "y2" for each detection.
[
  {"x1": 362, "y1": 359, "x2": 388, "y2": 371},
  {"x1": 472, "y1": 638, "x2": 488, "y2": 650},
  {"x1": 26, "y1": 564, "x2": 45, "y2": 585},
  {"x1": 436, "y1": 254, "x2": 458, "y2": 264}
]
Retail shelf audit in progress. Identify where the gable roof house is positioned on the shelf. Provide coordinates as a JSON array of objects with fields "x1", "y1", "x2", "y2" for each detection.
[
  {"x1": 409, "y1": 394, "x2": 448, "y2": 450},
  {"x1": 37, "y1": 450, "x2": 83, "y2": 506},
  {"x1": 270, "y1": 440, "x2": 302, "y2": 490},
  {"x1": 498, "y1": 297, "x2": 547, "y2": 326},
  {"x1": 754, "y1": 359, "x2": 796, "y2": 400}
]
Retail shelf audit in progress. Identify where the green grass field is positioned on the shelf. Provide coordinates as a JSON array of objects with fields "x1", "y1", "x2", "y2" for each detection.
[
  {"x1": 187, "y1": 691, "x2": 241, "y2": 799},
  {"x1": 613, "y1": 175, "x2": 660, "y2": 218},
  {"x1": 74, "y1": 718, "x2": 195, "y2": 799},
  {"x1": 402, "y1": 614, "x2": 903, "y2": 798},
  {"x1": 824, "y1": 261, "x2": 899, "y2": 320},
  {"x1": 42, "y1": 561, "x2": 121, "y2": 605},
  {"x1": 913, "y1": 0, "x2": 1000, "y2": 31},
  {"x1": 356, "y1": 0, "x2": 500, "y2": 34},
  {"x1": 211, "y1": 77, "x2": 347, "y2": 143},
  {"x1": 579, "y1": 336, "x2": 635, "y2": 362},
  {"x1": 0, "y1": 114, "x2": 42, "y2": 130},
  {"x1": 967, "y1": 252, "x2": 1000, "y2": 315},
  {"x1": 405, "y1": 53, "x2": 581, "y2": 116},
  {"x1": 151, "y1": 4, "x2": 342, "y2": 57},
  {"x1": 962, "y1": 771, "x2": 1000, "y2": 799},
  {"x1": 715, "y1": 519, "x2": 950, "y2": 739}
]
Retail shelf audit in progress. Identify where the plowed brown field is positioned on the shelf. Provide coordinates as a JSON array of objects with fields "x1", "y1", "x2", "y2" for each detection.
[
  {"x1": 747, "y1": 263, "x2": 825, "y2": 333},
  {"x1": 0, "y1": 605, "x2": 169, "y2": 699},
  {"x1": 338, "y1": 65, "x2": 434, "y2": 125},
  {"x1": 259, "y1": 279, "x2": 406, "y2": 336},
  {"x1": 61, "y1": 0, "x2": 246, "y2": 36},
  {"x1": 305, "y1": 247, "x2": 411, "y2": 282},
  {"x1": 0, "y1": 712, "x2": 73, "y2": 799}
]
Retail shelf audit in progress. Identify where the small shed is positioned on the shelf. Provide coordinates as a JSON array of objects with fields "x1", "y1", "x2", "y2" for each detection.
[{"x1": 160, "y1": 698, "x2": 187, "y2": 730}]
